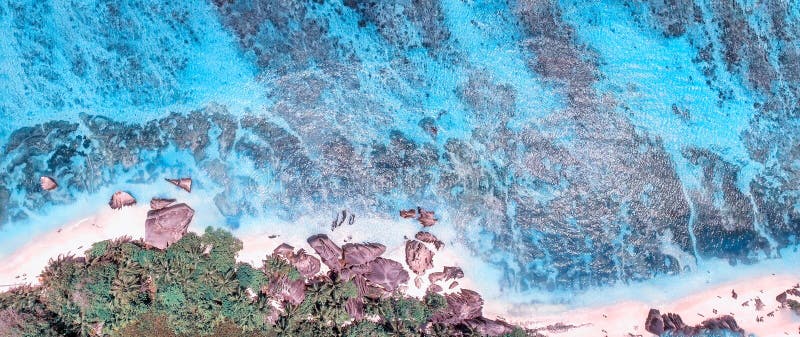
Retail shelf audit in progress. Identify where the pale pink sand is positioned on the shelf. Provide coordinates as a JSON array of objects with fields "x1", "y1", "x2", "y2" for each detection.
[{"x1": 0, "y1": 205, "x2": 150, "y2": 290}]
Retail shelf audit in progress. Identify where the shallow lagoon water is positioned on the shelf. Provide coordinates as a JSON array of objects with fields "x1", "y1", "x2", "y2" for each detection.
[{"x1": 1, "y1": 0, "x2": 800, "y2": 333}]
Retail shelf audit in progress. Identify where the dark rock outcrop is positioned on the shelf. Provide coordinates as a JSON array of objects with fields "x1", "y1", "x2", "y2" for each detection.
[
  {"x1": 405, "y1": 240, "x2": 434, "y2": 275},
  {"x1": 109, "y1": 191, "x2": 136, "y2": 209},
  {"x1": 144, "y1": 203, "x2": 194, "y2": 249},
  {"x1": 645, "y1": 308, "x2": 744, "y2": 336}
]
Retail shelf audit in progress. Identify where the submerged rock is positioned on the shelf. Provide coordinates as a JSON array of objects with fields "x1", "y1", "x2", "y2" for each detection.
[
  {"x1": 645, "y1": 308, "x2": 744, "y2": 336},
  {"x1": 166, "y1": 177, "x2": 192, "y2": 192},
  {"x1": 415, "y1": 231, "x2": 444, "y2": 250},
  {"x1": 364, "y1": 257, "x2": 409, "y2": 292},
  {"x1": 307, "y1": 234, "x2": 343, "y2": 271},
  {"x1": 40, "y1": 176, "x2": 58, "y2": 191},
  {"x1": 149, "y1": 198, "x2": 176, "y2": 210},
  {"x1": 109, "y1": 191, "x2": 137, "y2": 209},
  {"x1": 144, "y1": 203, "x2": 194, "y2": 249},
  {"x1": 342, "y1": 242, "x2": 385, "y2": 266}
]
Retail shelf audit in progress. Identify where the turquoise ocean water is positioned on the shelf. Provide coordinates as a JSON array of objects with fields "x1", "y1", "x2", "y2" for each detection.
[{"x1": 1, "y1": 0, "x2": 799, "y2": 319}]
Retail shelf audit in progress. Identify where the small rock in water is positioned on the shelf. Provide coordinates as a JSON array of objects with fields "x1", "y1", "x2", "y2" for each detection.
[
  {"x1": 149, "y1": 198, "x2": 176, "y2": 210},
  {"x1": 449, "y1": 281, "x2": 459, "y2": 289},
  {"x1": 400, "y1": 209, "x2": 417, "y2": 218},
  {"x1": 40, "y1": 176, "x2": 58, "y2": 191},
  {"x1": 732, "y1": 289, "x2": 738, "y2": 299},
  {"x1": 109, "y1": 191, "x2": 136, "y2": 209},
  {"x1": 166, "y1": 177, "x2": 192, "y2": 192}
]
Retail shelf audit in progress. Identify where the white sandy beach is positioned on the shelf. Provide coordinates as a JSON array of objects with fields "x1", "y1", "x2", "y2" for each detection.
[{"x1": 1, "y1": 206, "x2": 798, "y2": 337}]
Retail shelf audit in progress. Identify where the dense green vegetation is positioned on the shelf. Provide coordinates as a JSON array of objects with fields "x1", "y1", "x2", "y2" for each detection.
[{"x1": 0, "y1": 227, "x2": 526, "y2": 337}]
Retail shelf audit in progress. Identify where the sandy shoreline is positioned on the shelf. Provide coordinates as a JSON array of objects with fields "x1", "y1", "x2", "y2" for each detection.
[{"x1": 1, "y1": 208, "x2": 798, "y2": 337}]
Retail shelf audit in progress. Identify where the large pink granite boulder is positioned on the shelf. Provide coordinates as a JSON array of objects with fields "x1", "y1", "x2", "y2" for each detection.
[
  {"x1": 40, "y1": 176, "x2": 58, "y2": 191},
  {"x1": 405, "y1": 240, "x2": 434, "y2": 275},
  {"x1": 364, "y1": 257, "x2": 409, "y2": 292},
  {"x1": 342, "y1": 242, "x2": 386, "y2": 266},
  {"x1": 307, "y1": 234, "x2": 343, "y2": 271},
  {"x1": 109, "y1": 191, "x2": 137, "y2": 209},
  {"x1": 144, "y1": 203, "x2": 194, "y2": 249},
  {"x1": 292, "y1": 250, "x2": 321, "y2": 278},
  {"x1": 431, "y1": 289, "x2": 484, "y2": 324}
]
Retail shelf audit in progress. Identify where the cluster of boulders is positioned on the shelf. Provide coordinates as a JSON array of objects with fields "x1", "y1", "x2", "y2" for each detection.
[
  {"x1": 645, "y1": 309, "x2": 744, "y2": 336},
  {"x1": 263, "y1": 224, "x2": 513, "y2": 335}
]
